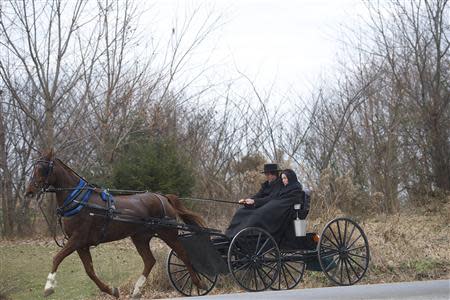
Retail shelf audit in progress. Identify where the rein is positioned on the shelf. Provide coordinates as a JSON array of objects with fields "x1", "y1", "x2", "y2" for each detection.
[
  {"x1": 179, "y1": 197, "x2": 241, "y2": 205},
  {"x1": 45, "y1": 187, "x2": 148, "y2": 195},
  {"x1": 36, "y1": 191, "x2": 67, "y2": 248},
  {"x1": 46, "y1": 188, "x2": 241, "y2": 205}
]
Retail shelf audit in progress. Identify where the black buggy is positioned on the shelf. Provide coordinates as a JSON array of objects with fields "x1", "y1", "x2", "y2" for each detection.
[{"x1": 165, "y1": 194, "x2": 370, "y2": 296}]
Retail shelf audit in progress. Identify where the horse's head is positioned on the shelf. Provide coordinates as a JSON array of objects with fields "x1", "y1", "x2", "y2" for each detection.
[{"x1": 25, "y1": 150, "x2": 57, "y2": 198}]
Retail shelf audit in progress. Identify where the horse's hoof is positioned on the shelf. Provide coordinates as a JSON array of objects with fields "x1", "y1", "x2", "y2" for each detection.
[
  {"x1": 112, "y1": 287, "x2": 120, "y2": 298},
  {"x1": 44, "y1": 288, "x2": 54, "y2": 297}
]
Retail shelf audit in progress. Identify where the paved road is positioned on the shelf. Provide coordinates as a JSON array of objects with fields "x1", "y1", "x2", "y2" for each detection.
[{"x1": 166, "y1": 280, "x2": 450, "y2": 300}]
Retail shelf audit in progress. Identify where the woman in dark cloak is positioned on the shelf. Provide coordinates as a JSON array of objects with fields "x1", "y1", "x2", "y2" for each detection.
[{"x1": 225, "y1": 169, "x2": 303, "y2": 242}]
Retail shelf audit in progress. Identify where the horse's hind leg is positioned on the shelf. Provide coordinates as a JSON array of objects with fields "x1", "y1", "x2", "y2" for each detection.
[
  {"x1": 130, "y1": 234, "x2": 155, "y2": 299},
  {"x1": 77, "y1": 247, "x2": 119, "y2": 298},
  {"x1": 158, "y1": 230, "x2": 207, "y2": 290}
]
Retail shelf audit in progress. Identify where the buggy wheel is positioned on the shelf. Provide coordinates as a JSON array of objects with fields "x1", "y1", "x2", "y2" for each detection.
[
  {"x1": 318, "y1": 217, "x2": 370, "y2": 286},
  {"x1": 227, "y1": 227, "x2": 280, "y2": 292},
  {"x1": 166, "y1": 249, "x2": 217, "y2": 296},
  {"x1": 270, "y1": 251, "x2": 306, "y2": 290}
]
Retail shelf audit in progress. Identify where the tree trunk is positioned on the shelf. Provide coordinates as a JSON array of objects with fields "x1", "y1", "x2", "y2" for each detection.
[
  {"x1": 429, "y1": 112, "x2": 450, "y2": 191},
  {"x1": 0, "y1": 95, "x2": 14, "y2": 237},
  {"x1": 44, "y1": 97, "x2": 57, "y2": 233}
]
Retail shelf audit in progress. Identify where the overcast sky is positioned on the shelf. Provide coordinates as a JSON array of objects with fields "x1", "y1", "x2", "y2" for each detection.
[{"x1": 147, "y1": 0, "x2": 369, "y2": 96}]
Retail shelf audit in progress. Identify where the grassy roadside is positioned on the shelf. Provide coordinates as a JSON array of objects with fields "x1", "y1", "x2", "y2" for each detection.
[
  {"x1": 0, "y1": 239, "x2": 144, "y2": 300},
  {"x1": 1, "y1": 205, "x2": 449, "y2": 300}
]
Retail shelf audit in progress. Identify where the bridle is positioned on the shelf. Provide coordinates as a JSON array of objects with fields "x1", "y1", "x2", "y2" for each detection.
[{"x1": 30, "y1": 158, "x2": 55, "y2": 195}]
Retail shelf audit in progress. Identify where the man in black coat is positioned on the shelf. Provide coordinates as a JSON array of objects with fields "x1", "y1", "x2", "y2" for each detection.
[{"x1": 225, "y1": 163, "x2": 284, "y2": 238}]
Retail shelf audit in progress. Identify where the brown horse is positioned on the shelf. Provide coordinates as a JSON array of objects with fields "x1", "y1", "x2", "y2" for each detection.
[{"x1": 25, "y1": 150, "x2": 206, "y2": 298}]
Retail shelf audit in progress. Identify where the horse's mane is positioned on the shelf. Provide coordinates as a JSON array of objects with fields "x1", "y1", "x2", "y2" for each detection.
[{"x1": 40, "y1": 149, "x2": 88, "y2": 183}]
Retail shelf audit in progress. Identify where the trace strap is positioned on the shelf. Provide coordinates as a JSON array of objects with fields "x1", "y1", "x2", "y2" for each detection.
[{"x1": 56, "y1": 179, "x2": 93, "y2": 217}]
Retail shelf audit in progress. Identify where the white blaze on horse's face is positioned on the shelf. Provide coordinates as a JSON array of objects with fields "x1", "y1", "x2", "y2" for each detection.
[{"x1": 132, "y1": 275, "x2": 147, "y2": 298}]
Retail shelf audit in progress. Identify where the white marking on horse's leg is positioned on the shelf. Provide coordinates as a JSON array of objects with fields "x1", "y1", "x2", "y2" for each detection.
[
  {"x1": 132, "y1": 274, "x2": 147, "y2": 298},
  {"x1": 44, "y1": 272, "x2": 57, "y2": 295}
]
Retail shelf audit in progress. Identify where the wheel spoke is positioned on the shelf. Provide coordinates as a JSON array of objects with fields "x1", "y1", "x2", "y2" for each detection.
[
  {"x1": 321, "y1": 244, "x2": 338, "y2": 251},
  {"x1": 239, "y1": 265, "x2": 252, "y2": 285},
  {"x1": 253, "y1": 268, "x2": 259, "y2": 290},
  {"x1": 345, "y1": 258, "x2": 354, "y2": 284},
  {"x1": 348, "y1": 252, "x2": 367, "y2": 259},
  {"x1": 345, "y1": 223, "x2": 357, "y2": 245},
  {"x1": 343, "y1": 220, "x2": 348, "y2": 247},
  {"x1": 180, "y1": 275, "x2": 191, "y2": 292},
  {"x1": 256, "y1": 267, "x2": 270, "y2": 286},
  {"x1": 259, "y1": 264, "x2": 275, "y2": 282},
  {"x1": 169, "y1": 262, "x2": 186, "y2": 268},
  {"x1": 336, "y1": 220, "x2": 344, "y2": 246},
  {"x1": 174, "y1": 272, "x2": 189, "y2": 284},
  {"x1": 347, "y1": 255, "x2": 365, "y2": 270},
  {"x1": 261, "y1": 262, "x2": 278, "y2": 273},
  {"x1": 284, "y1": 261, "x2": 304, "y2": 275},
  {"x1": 256, "y1": 238, "x2": 270, "y2": 255},
  {"x1": 348, "y1": 245, "x2": 367, "y2": 252},
  {"x1": 234, "y1": 261, "x2": 252, "y2": 272},
  {"x1": 324, "y1": 255, "x2": 339, "y2": 271},
  {"x1": 347, "y1": 234, "x2": 362, "y2": 250},
  {"x1": 328, "y1": 225, "x2": 342, "y2": 247},
  {"x1": 346, "y1": 257, "x2": 361, "y2": 279},
  {"x1": 281, "y1": 265, "x2": 290, "y2": 286},
  {"x1": 276, "y1": 270, "x2": 282, "y2": 289},
  {"x1": 171, "y1": 269, "x2": 189, "y2": 275},
  {"x1": 282, "y1": 263, "x2": 297, "y2": 282},
  {"x1": 197, "y1": 271, "x2": 215, "y2": 284},
  {"x1": 260, "y1": 246, "x2": 277, "y2": 257},
  {"x1": 322, "y1": 233, "x2": 340, "y2": 249},
  {"x1": 255, "y1": 233, "x2": 262, "y2": 253},
  {"x1": 329, "y1": 257, "x2": 341, "y2": 278},
  {"x1": 233, "y1": 248, "x2": 251, "y2": 258},
  {"x1": 233, "y1": 256, "x2": 251, "y2": 264},
  {"x1": 320, "y1": 251, "x2": 339, "y2": 259}
]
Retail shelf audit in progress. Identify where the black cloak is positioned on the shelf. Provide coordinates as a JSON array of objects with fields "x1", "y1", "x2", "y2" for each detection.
[{"x1": 225, "y1": 171, "x2": 303, "y2": 241}]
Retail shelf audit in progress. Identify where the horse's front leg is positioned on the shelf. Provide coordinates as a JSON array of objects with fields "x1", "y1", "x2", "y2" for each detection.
[
  {"x1": 77, "y1": 247, "x2": 120, "y2": 298},
  {"x1": 44, "y1": 238, "x2": 78, "y2": 297}
]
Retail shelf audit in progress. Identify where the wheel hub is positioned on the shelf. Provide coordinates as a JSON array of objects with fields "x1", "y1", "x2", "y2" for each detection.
[{"x1": 339, "y1": 247, "x2": 348, "y2": 259}]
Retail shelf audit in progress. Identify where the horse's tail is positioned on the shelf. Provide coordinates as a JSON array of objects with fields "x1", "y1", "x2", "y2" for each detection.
[{"x1": 166, "y1": 194, "x2": 206, "y2": 228}]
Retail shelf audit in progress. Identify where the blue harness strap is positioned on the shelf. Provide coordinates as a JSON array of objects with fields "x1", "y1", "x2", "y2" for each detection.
[
  {"x1": 100, "y1": 190, "x2": 111, "y2": 202},
  {"x1": 58, "y1": 180, "x2": 117, "y2": 218},
  {"x1": 63, "y1": 189, "x2": 93, "y2": 217},
  {"x1": 58, "y1": 179, "x2": 93, "y2": 217},
  {"x1": 63, "y1": 179, "x2": 86, "y2": 205}
]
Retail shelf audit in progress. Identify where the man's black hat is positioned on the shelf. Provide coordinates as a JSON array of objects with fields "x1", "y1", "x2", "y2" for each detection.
[{"x1": 261, "y1": 163, "x2": 281, "y2": 173}]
